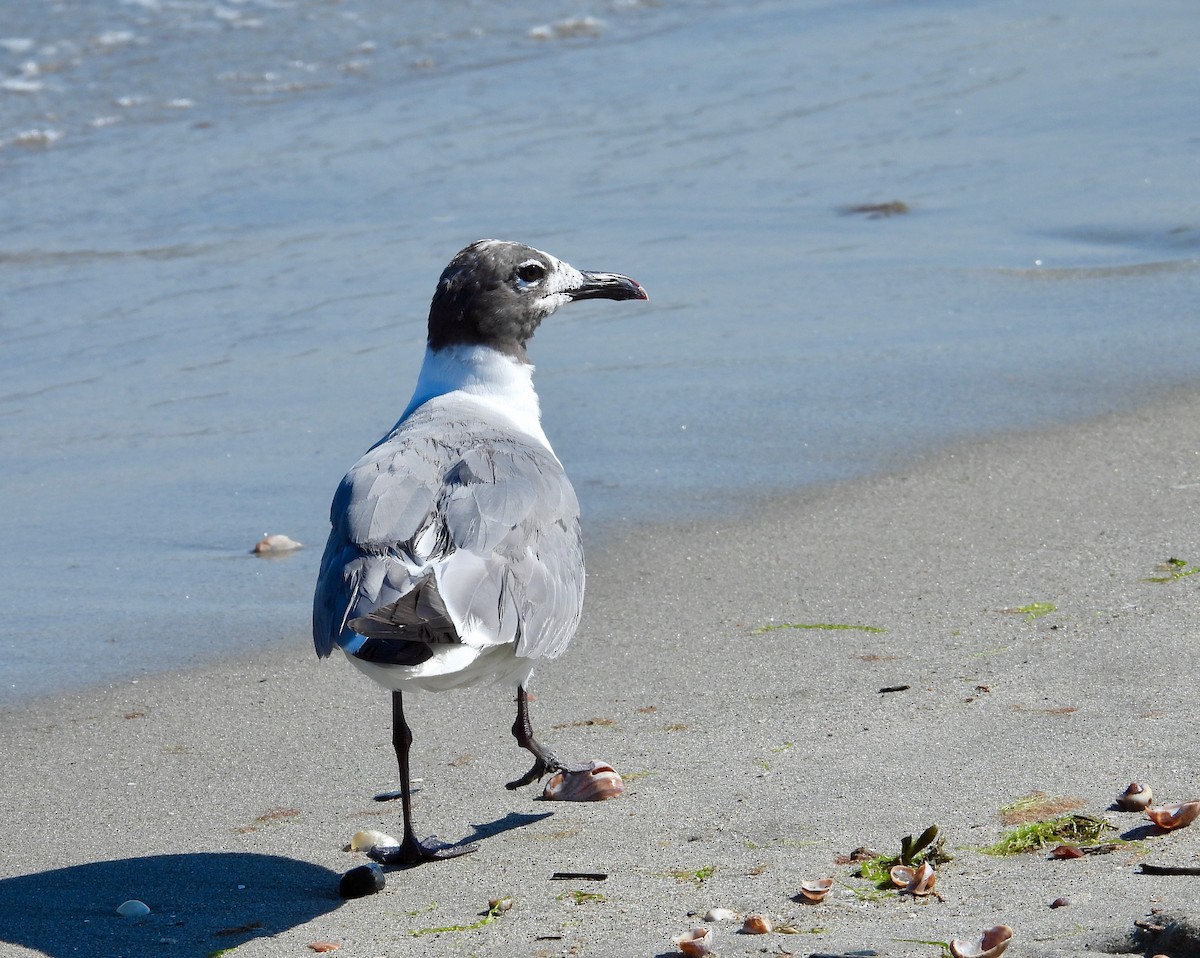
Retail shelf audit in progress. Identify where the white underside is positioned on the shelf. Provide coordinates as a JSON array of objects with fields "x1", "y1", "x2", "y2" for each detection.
[{"x1": 345, "y1": 644, "x2": 536, "y2": 693}]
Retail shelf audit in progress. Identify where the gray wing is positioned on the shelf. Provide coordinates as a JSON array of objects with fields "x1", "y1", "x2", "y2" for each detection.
[{"x1": 312, "y1": 400, "x2": 584, "y2": 665}]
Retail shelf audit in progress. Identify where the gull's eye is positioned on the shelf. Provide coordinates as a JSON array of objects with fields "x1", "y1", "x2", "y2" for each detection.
[{"x1": 516, "y1": 261, "x2": 546, "y2": 284}]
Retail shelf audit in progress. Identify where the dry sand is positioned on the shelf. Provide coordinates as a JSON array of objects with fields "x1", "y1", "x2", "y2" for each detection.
[{"x1": 2, "y1": 389, "x2": 1199, "y2": 958}]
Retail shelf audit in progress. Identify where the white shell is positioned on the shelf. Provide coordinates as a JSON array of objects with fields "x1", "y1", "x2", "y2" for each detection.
[
  {"x1": 116, "y1": 899, "x2": 151, "y2": 917},
  {"x1": 253, "y1": 533, "x2": 302, "y2": 554},
  {"x1": 949, "y1": 925, "x2": 1013, "y2": 958},
  {"x1": 674, "y1": 926, "x2": 714, "y2": 957},
  {"x1": 350, "y1": 829, "x2": 400, "y2": 852},
  {"x1": 703, "y1": 907, "x2": 740, "y2": 922},
  {"x1": 1116, "y1": 783, "x2": 1153, "y2": 811}
]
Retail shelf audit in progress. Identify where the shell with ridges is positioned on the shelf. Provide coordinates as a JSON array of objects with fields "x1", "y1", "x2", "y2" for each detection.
[
  {"x1": 741, "y1": 913, "x2": 772, "y2": 934},
  {"x1": 542, "y1": 761, "x2": 624, "y2": 801}
]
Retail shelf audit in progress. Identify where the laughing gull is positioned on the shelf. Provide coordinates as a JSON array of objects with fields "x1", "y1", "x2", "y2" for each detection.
[{"x1": 313, "y1": 239, "x2": 648, "y2": 865}]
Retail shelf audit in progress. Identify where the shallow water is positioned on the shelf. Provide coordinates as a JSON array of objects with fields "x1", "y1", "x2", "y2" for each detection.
[{"x1": 2, "y1": 0, "x2": 1198, "y2": 704}]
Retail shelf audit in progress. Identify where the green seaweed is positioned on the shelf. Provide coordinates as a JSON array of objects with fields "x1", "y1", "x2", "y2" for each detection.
[
  {"x1": 982, "y1": 814, "x2": 1112, "y2": 856},
  {"x1": 1010, "y1": 602, "x2": 1056, "y2": 620},
  {"x1": 560, "y1": 890, "x2": 606, "y2": 904},
  {"x1": 855, "y1": 824, "x2": 948, "y2": 888},
  {"x1": 752, "y1": 622, "x2": 886, "y2": 634},
  {"x1": 409, "y1": 898, "x2": 511, "y2": 936},
  {"x1": 1145, "y1": 557, "x2": 1199, "y2": 583},
  {"x1": 895, "y1": 939, "x2": 952, "y2": 957},
  {"x1": 663, "y1": 865, "x2": 717, "y2": 886}
]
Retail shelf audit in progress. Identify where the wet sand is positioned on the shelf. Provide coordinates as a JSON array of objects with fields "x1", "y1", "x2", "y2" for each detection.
[{"x1": 2, "y1": 387, "x2": 1198, "y2": 957}]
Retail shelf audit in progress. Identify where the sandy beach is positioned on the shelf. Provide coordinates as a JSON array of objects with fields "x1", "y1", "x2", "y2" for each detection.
[{"x1": 2, "y1": 388, "x2": 1199, "y2": 958}]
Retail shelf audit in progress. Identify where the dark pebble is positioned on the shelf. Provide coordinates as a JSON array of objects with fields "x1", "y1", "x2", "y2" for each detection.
[{"x1": 338, "y1": 863, "x2": 385, "y2": 898}]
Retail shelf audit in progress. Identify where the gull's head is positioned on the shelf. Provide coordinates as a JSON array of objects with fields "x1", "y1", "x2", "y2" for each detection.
[{"x1": 427, "y1": 239, "x2": 648, "y2": 362}]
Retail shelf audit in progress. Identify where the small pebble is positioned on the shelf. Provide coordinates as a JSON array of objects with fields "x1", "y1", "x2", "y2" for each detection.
[
  {"x1": 1050, "y1": 897, "x2": 1069, "y2": 908},
  {"x1": 338, "y1": 863, "x2": 385, "y2": 899},
  {"x1": 117, "y1": 899, "x2": 151, "y2": 917}
]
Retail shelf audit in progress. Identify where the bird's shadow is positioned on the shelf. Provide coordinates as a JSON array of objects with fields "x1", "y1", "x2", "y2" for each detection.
[
  {"x1": 461, "y1": 809, "x2": 555, "y2": 846},
  {"x1": 0, "y1": 852, "x2": 342, "y2": 958}
]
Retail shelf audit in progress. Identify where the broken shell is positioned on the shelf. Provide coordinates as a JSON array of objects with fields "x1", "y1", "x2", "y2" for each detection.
[
  {"x1": 741, "y1": 913, "x2": 772, "y2": 934},
  {"x1": 542, "y1": 761, "x2": 624, "y2": 801},
  {"x1": 349, "y1": 829, "x2": 399, "y2": 853},
  {"x1": 116, "y1": 899, "x2": 150, "y2": 917},
  {"x1": 949, "y1": 924, "x2": 1014, "y2": 958},
  {"x1": 703, "y1": 907, "x2": 740, "y2": 922},
  {"x1": 253, "y1": 533, "x2": 302, "y2": 554},
  {"x1": 891, "y1": 862, "x2": 936, "y2": 895},
  {"x1": 1050, "y1": 844, "x2": 1084, "y2": 859},
  {"x1": 674, "y1": 926, "x2": 714, "y2": 957},
  {"x1": 798, "y1": 877, "x2": 835, "y2": 903},
  {"x1": 908, "y1": 861, "x2": 937, "y2": 895},
  {"x1": 1116, "y1": 783, "x2": 1153, "y2": 811},
  {"x1": 488, "y1": 897, "x2": 514, "y2": 913},
  {"x1": 1146, "y1": 800, "x2": 1200, "y2": 831}
]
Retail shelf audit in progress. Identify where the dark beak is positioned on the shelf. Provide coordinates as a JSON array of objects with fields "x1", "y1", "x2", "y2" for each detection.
[{"x1": 570, "y1": 270, "x2": 649, "y2": 302}]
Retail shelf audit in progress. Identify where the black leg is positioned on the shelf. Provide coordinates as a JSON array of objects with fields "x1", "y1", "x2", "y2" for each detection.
[
  {"x1": 505, "y1": 685, "x2": 584, "y2": 790},
  {"x1": 369, "y1": 690, "x2": 476, "y2": 866}
]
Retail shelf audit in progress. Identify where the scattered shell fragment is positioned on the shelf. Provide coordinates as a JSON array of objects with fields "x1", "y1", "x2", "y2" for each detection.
[
  {"x1": 949, "y1": 924, "x2": 1013, "y2": 958},
  {"x1": 1050, "y1": 897, "x2": 1069, "y2": 908},
  {"x1": 253, "y1": 533, "x2": 302, "y2": 554},
  {"x1": 542, "y1": 761, "x2": 624, "y2": 801},
  {"x1": 741, "y1": 913, "x2": 772, "y2": 934},
  {"x1": 798, "y1": 877, "x2": 835, "y2": 903},
  {"x1": 337, "y1": 863, "x2": 385, "y2": 899},
  {"x1": 1146, "y1": 801, "x2": 1200, "y2": 831},
  {"x1": 703, "y1": 907, "x2": 740, "y2": 922},
  {"x1": 890, "y1": 861, "x2": 937, "y2": 895},
  {"x1": 674, "y1": 926, "x2": 714, "y2": 956},
  {"x1": 1050, "y1": 844, "x2": 1084, "y2": 859},
  {"x1": 488, "y1": 897, "x2": 514, "y2": 913},
  {"x1": 116, "y1": 899, "x2": 151, "y2": 917},
  {"x1": 349, "y1": 829, "x2": 399, "y2": 853},
  {"x1": 1116, "y1": 783, "x2": 1154, "y2": 811},
  {"x1": 308, "y1": 944, "x2": 341, "y2": 954}
]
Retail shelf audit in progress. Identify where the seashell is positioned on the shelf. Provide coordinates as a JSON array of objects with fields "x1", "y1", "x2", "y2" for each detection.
[
  {"x1": 949, "y1": 924, "x2": 1014, "y2": 958},
  {"x1": 488, "y1": 897, "x2": 514, "y2": 913},
  {"x1": 703, "y1": 907, "x2": 740, "y2": 922},
  {"x1": 1146, "y1": 800, "x2": 1200, "y2": 831},
  {"x1": 741, "y1": 913, "x2": 772, "y2": 934},
  {"x1": 349, "y1": 829, "x2": 399, "y2": 853},
  {"x1": 1116, "y1": 783, "x2": 1153, "y2": 811},
  {"x1": 116, "y1": 899, "x2": 150, "y2": 917},
  {"x1": 891, "y1": 862, "x2": 936, "y2": 894},
  {"x1": 674, "y1": 926, "x2": 714, "y2": 957},
  {"x1": 253, "y1": 533, "x2": 302, "y2": 554},
  {"x1": 542, "y1": 761, "x2": 624, "y2": 801},
  {"x1": 1049, "y1": 897, "x2": 1069, "y2": 908},
  {"x1": 798, "y1": 877, "x2": 835, "y2": 903},
  {"x1": 889, "y1": 864, "x2": 914, "y2": 887},
  {"x1": 337, "y1": 863, "x2": 385, "y2": 899},
  {"x1": 1050, "y1": 844, "x2": 1084, "y2": 859}
]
